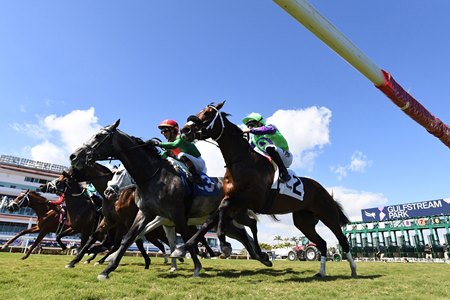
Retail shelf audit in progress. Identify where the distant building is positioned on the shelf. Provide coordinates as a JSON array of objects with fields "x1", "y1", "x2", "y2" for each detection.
[{"x1": 0, "y1": 154, "x2": 66, "y2": 238}]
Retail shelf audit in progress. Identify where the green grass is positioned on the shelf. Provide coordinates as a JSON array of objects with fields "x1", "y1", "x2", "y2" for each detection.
[{"x1": 0, "y1": 252, "x2": 449, "y2": 300}]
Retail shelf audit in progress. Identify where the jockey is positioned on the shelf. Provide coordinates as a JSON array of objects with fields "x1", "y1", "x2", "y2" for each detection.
[
  {"x1": 83, "y1": 182, "x2": 103, "y2": 210},
  {"x1": 242, "y1": 112, "x2": 293, "y2": 182},
  {"x1": 154, "y1": 119, "x2": 206, "y2": 184}
]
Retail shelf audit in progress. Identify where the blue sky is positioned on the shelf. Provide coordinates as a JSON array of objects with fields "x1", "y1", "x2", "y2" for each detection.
[{"x1": 1, "y1": 1, "x2": 449, "y2": 247}]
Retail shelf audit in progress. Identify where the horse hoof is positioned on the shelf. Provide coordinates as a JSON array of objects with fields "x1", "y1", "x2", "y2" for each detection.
[
  {"x1": 314, "y1": 272, "x2": 326, "y2": 278},
  {"x1": 169, "y1": 267, "x2": 177, "y2": 272},
  {"x1": 83, "y1": 261, "x2": 90, "y2": 264},
  {"x1": 97, "y1": 274, "x2": 109, "y2": 281},
  {"x1": 221, "y1": 244, "x2": 232, "y2": 258},
  {"x1": 170, "y1": 248, "x2": 186, "y2": 258},
  {"x1": 65, "y1": 264, "x2": 74, "y2": 269},
  {"x1": 351, "y1": 272, "x2": 358, "y2": 278},
  {"x1": 261, "y1": 260, "x2": 272, "y2": 267}
]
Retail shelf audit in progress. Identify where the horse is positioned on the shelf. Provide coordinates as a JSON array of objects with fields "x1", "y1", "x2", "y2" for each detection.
[
  {"x1": 103, "y1": 164, "x2": 218, "y2": 272},
  {"x1": 2, "y1": 190, "x2": 77, "y2": 259},
  {"x1": 178, "y1": 101, "x2": 357, "y2": 277},
  {"x1": 69, "y1": 120, "x2": 271, "y2": 278},
  {"x1": 43, "y1": 164, "x2": 172, "y2": 269}
]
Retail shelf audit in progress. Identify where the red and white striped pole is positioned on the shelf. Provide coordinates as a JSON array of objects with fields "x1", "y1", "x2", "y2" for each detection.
[{"x1": 274, "y1": 0, "x2": 450, "y2": 149}]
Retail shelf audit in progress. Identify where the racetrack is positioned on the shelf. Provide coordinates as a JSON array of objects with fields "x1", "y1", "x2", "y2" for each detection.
[{"x1": 0, "y1": 252, "x2": 448, "y2": 299}]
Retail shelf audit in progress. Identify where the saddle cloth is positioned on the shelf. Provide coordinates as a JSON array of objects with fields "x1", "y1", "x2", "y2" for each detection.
[
  {"x1": 271, "y1": 166, "x2": 304, "y2": 201},
  {"x1": 167, "y1": 157, "x2": 220, "y2": 197}
]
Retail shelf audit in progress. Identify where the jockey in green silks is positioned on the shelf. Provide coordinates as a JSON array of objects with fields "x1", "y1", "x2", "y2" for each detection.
[
  {"x1": 242, "y1": 112, "x2": 293, "y2": 182},
  {"x1": 153, "y1": 119, "x2": 206, "y2": 184}
]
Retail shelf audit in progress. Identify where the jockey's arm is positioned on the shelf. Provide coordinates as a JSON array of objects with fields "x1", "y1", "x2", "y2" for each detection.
[{"x1": 249, "y1": 124, "x2": 276, "y2": 135}]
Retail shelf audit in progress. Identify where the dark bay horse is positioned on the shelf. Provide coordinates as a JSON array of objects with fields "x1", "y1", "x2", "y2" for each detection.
[
  {"x1": 179, "y1": 101, "x2": 357, "y2": 277},
  {"x1": 69, "y1": 120, "x2": 270, "y2": 278},
  {"x1": 44, "y1": 164, "x2": 171, "y2": 269},
  {"x1": 2, "y1": 190, "x2": 76, "y2": 259}
]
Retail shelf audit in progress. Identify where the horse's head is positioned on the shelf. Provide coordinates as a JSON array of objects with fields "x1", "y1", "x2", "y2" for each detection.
[
  {"x1": 7, "y1": 190, "x2": 44, "y2": 212},
  {"x1": 70, "y1": 119, "x2": 121, "y2": 170},
  {"x1": 104, "y1": 165, "x2": 134, "y2": 201},
  {"x1": 181, "y1": 101, "x2": 226, "y2": 142}
]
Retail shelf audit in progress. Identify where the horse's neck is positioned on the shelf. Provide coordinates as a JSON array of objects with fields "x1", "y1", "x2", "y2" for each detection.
[
  {"x1": 89, "y1": 174, "x2": 111, "y2": 195},
  {"x1": 28, "y1": 198, "x2": 52, "y2": 217},
  {"x1": 217, "y1": 120, "x2": 253, "y2": 167},
  {"x1": 118, "y1": 148, "x2": 166, "y2": 186}
]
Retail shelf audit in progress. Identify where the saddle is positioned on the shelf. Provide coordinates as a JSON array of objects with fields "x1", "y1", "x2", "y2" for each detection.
[{"x1": 166, "y1": 157, "x2": 219, "y2": 197}]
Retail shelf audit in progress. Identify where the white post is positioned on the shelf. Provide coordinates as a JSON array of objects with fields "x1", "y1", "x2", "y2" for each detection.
[{"x1": 273, "y1": 0, "x2": 385, "y2": 85}]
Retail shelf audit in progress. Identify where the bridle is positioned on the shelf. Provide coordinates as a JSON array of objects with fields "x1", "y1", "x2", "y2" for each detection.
[
  {"x1": 10, "y1": 191, "x2": 31, "y2": 210},
  {"x1": 83, "y1": 127, "x2": 118, "y2": 166},
  {"x1": 185, "y1": 105, "x2": 225, "y2": 142}
]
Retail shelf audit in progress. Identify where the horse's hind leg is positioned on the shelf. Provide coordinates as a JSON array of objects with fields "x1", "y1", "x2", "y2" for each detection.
[
  {"x1": 318, "y1": 211, "x2": 357, "y2": 277},
  {"x1": 22, "y1": 231, "x2": 47, "y2": 260},
  {"x1": 292, "y1": 211, "x2": 327, "y2": 277},
  {"x1": 135, "y1": 238, "x2": 151, "y2": 269},
  {"x1": 98, "y1": 210, "x2": 151, "y2": 280},
  {"x1": 2, "y1": 227, "x2": 38, "y2": 249}
]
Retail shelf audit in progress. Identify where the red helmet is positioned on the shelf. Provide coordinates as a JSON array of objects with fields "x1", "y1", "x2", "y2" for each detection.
[{"x1": 158, "y1": 119, "x2": 179, "y2": 129}]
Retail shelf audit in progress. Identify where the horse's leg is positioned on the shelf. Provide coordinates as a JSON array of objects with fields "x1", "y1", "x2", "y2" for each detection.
[
  {"x1": 22, "y1": 230, "x2": 48, "y2": 260},
  {"x1": 1, "y1": 226, "x2": 39, "y2": 249},
  {"x1": 66, "y1": 229, "x2": 103, "y2": 268},
  {"x1": 98, "y1": 210, "x2": 151, "y2": 280},
  {"x1": 171, "y1": 212, "x2": 218, "y2": 258},
  {"x1": 199, "y1": 236, "x2": 216, "y2": 257},
  {"x1": 233, "y1": 210, "x2": 266, "y2": 260},
  {"x1": 135, "y1": 238, "x2": 151, "y2": 269},
  {"x1": 56, "y1": 227, "x2": 76, "y2": 251},
  {"x1": 317, "y1": 209, "x2": 357, "y2": 277},
  {"x1": 99, "y1": 227, "x2": 126, "y2": 265},
  {"x1": 174, "y1": 222, "x2": 204, "y2": 277},
  {"x1": 224, "y1": 219, "x2": 271, "y2": 267},
  {"x1": 216, "y1": 198, "x2": 231, "y2": 253},
  {"x1": 163, "y1": 225, "x2": 178, "y2": 272},
  {"x1": 292, "y1": 211, "x2": 327, "y2": 277},
  {"x1": 146, "y1": 232, "x2": 169, "y2": 264}
]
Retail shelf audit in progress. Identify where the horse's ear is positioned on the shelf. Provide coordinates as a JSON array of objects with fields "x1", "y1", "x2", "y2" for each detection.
[
  {"x1": 216, "y1": 101, "x2": 225, "y2": 110},
  {"x1": 112, "y1": 119, "x2": 120, "y2": 130}
]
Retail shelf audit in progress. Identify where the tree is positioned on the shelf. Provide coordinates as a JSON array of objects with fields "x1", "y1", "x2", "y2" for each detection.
[{"x1": 273, "y1": 235, "x2": 282, "y2": 245}]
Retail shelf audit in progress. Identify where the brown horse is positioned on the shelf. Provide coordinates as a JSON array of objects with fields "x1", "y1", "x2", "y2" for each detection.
[
  {"x1": 178, "y1": 101, "x2": 357, "y2": 277},
  {"x1": 2, "y1": 190, "x2": 77, "y2": 259},
  {"x1": 44, "y1": 164, "x2": 171, "y2": 269}
]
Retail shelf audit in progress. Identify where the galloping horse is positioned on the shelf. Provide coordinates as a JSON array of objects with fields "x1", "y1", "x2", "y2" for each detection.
[
  {"x1": 44, "y1": 164, "x2": 171, "y2": 269},
  {"x1": 178, "y1": 102, "x2": 357, "y2": 277},
  {"x1": 2, "y1": 190, "x2": 76, "y2": 259},
  {"x1": 69, "y1": 121, "x2": 270, "y2": 278}
]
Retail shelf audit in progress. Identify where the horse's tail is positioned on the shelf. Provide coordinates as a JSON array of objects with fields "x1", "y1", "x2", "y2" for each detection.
[{"x1": 330, "y1": 191, "x2": 351, "y2": 226}]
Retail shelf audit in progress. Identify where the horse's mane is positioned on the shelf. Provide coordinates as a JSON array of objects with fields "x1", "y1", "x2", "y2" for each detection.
[
  {"x1": 128, "y1": 135, "x2": 162, "y2": 159},
  {"x1": 220, "y1": 111, "x2": 243, "y2": 134}
]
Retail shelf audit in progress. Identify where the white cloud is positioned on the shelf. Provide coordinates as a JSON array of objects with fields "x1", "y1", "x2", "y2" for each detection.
[
  {"x1": 30, "y1": 140, "x2": 67, "y2": 165},
  {"x1": 12, "y1": 107, "x2": 102, "y2": 166},
  {"x1": 43, "y1": 107, "x2": 101, "y2": 153},
  {"x1": 10, "y1": 121, "x2": 49, "y2": 140},
  {"x1": 331, "y1": 151, "x2": 372, "y2": 180},
  {"x1": 267, "y1": 107, "x2": 332, "y2": 171}
]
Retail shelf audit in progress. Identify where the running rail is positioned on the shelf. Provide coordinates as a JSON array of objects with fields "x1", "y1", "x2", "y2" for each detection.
[{"x1": 274, "y1": 0, "x2": 450, "y2": 149}]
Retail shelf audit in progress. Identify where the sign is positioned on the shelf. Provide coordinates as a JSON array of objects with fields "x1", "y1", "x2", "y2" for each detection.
[{"x1": 361, "y1": 198, "x2": 450, "y2": 222}]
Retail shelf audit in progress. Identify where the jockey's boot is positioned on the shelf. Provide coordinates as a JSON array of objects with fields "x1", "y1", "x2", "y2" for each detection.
[
  {"x1": 266, "y1": 147, "x2": 291, "y2": 183},
  {"x1": 181, "y1": 156, "x2": 203, "y2": 184}
]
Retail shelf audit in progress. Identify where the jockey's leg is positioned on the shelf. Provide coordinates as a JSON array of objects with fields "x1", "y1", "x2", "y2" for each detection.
[{"x1": 266, "y1": 147, "x2": 291, "y2": 182}]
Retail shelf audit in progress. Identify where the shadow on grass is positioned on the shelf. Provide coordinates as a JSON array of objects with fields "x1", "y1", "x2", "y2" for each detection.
[{"x1": 156, "y1": 266, "x2": 383, "y2": 282}]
